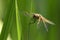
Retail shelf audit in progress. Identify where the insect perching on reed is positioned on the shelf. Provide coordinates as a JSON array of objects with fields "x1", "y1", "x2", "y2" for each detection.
[{"x1": 25, "y1": 12, "x2": 55, "y2": 32}]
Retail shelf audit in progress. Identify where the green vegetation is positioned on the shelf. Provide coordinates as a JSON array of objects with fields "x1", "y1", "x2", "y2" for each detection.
[{"x1": 0, "y1": 0, "x2": 60, "y2": 40}]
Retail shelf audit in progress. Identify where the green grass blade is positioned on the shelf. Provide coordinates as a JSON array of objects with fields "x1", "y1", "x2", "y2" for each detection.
[
  {"x1": 0, "y1": 0, "x2": 15, "y2": 40},
  {"x1": 15, "y1": 0, "x2": 22, "y2": 40}
]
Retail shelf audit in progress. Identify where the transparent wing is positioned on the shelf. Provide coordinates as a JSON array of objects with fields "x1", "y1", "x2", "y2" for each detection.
[
  {"x1": 42, "y1": 19, "x2": 48, "y2": 32},
  {"x1": 41, "y1": 15, "x2": 55, "y2": 25},
  {"x1": 37, "y1": 19, "x2": 41, "y2": 28}
]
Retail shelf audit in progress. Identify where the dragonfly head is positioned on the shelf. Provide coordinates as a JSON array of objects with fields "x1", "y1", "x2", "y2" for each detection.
[{"x1": 33, "y1": 14, "x2": 40, "y2": 19}]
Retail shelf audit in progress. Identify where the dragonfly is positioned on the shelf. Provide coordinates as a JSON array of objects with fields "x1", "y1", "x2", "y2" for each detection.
[{"x1": 25, "y1": 12, "x2": 55, "y2": 32}]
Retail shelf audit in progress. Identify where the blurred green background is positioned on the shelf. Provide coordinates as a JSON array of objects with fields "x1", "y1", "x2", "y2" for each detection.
[{"x1": 0, "y1": 0, "x2": 60, "y2": 40}]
